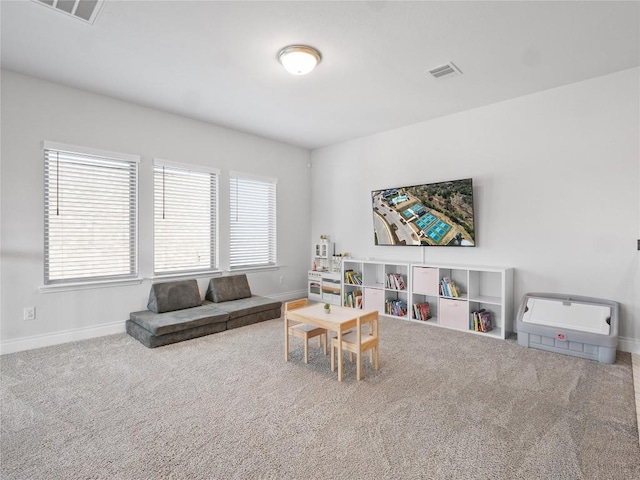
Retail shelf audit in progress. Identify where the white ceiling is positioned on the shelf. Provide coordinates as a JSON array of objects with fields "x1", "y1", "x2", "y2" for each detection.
[{"x1": 2, "y1": 1, "x2": 639, "y2": 150}]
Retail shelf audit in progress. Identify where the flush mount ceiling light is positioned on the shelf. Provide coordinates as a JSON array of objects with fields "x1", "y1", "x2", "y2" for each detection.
[{"x1": 277, "y1": 45, "x2": 322, "y2": 75}]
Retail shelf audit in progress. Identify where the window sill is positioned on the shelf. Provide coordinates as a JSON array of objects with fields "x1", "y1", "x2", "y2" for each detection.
[
  {"x1": 151, "y1": 270, "x2": 223, "y2": 281},
  {"x1": 40, "y1": 277, "x2": 144, "y2": 293},
  {"x1": 228, "y1": 265, "x2": 280, "y2": 274}
]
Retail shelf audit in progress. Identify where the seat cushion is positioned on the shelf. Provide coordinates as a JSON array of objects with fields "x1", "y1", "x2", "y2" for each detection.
[
  {"x1": 205, "y1": 275, "x2": 252, "y2": 303},
  {"x1": 129, "y1": 304, "x2": 228, "y2": 336},
  {"x1": 211, "y1": 295, "x2": 282, "y2": 320},
  {"x1": 147, "y1": 279, "x2": 202, "y2": 313},
  {"x1": 126, "y1": 319, "x2": 227, "y2": 348},
  {"x1": 226, "y1": 307, "x2": 282, "y2": 330}
]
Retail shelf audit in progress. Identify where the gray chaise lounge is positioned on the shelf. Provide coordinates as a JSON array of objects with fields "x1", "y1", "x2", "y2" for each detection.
[{"x1": 126, "y1": 275, "x2": 282, "y2": 348}]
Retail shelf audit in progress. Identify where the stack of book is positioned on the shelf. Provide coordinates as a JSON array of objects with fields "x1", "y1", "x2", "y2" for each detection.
[
  {"x1": 344, "y1": 270, "x2": 362, "y2": 285},
  {"x1": 470, "y1": 309, "x2": 492, "y2": 332},
  {"x1": 385, "y1": 273, "x2": 406, "y2": 290},
  {"x1": 385, "y1": 299, "x2": 407, "y2": 317},
  {"x1": 439, "y1": 277, "x2": 460, "y2": 297},
  {"x1": 344, "y1": 290, "x2": 363, "y2": 309},
  {"x1": 412, "y1": 302, "x2": 432, "y2": 321}
]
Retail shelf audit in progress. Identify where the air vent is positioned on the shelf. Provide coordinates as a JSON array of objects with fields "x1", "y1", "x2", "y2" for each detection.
[
  {"x1": 33, "y1": 0, "x2": 105, "y2": 24},
  {"x1": 428, "y1": 62, "x2": 463, "y2": 80}
]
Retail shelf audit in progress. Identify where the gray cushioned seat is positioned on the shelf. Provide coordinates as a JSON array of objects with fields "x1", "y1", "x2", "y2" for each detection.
[
  {"x1": 148, "y1": 279, "x2": 202, "y2": 313},
  {"x1": 226, "y1": 306, "x2": 282, "y2": 330},
  {"x1": 211, "y1": 295, "x2": 282, "y2": 320},
  {"x1": 205, "y1": 275, "x2": 252, "y2": 303},
  {"x1": 126, "y1": 319, "x2": 227, "y2": 348},
  {"x1": 127, "y1": 275, "x2": 281, "y2": 348},
  {"x1": 203, "y1": 275, "x2": 282, "y2": 330},
  {"x1": 129, "y1": 303, "x2": 228, "y2": 336}
]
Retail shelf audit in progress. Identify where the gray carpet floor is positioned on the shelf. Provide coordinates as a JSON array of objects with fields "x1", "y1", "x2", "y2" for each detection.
[{"x1": 1, "y1": 315, "x2": 639, "y2": 479}]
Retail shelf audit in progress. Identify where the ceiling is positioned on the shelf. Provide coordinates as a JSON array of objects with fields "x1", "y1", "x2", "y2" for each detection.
[{"x1": 1, "y1": 1, "x2": 639, "y2": 150}]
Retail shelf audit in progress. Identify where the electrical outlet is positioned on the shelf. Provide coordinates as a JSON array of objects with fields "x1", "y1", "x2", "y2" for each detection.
[
  {"x1": 279, "y1": 276, "x2": 284, "y2": 285},
  {"x1": 24, "y1": 306, "x2": 36, "y2": 321}
]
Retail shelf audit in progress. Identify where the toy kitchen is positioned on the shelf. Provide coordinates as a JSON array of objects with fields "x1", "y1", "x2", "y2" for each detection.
[{"x1": 308, "y1": 238, "x2": 342, "y2": 306}]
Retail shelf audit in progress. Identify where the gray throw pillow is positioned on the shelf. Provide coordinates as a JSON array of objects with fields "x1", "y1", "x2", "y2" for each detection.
[
  {"x1": 205, "y1": 275, "x2": 252, "y2": 303},
  {"x1": 147, "y1": 280, "x2": 202, "y2": 313}
]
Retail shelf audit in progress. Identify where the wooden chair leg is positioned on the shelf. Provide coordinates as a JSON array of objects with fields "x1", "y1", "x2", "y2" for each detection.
[
  {"x1": 323, "y1": 333, "x2": 328, "y2": 355},
  {"x1": 356, "y1": 352, "x2": 361, "y2": 381},
  {"x1": 330, "y1": 343, "x2": 335, "y2": 372},
  {"x1": 349, "y1": 352, "x2": 354, "y2": 363},
  {"x1": 304, "y1": 337, "x2": 309, "y2": 364},
  {"x1": 374, "y1": 345, "x2": 379, "y2": 370}
]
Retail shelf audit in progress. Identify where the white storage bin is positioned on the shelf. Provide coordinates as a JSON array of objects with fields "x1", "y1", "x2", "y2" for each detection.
[{"x1": 516, "y1": 292, "x2": 619, "y2": 364}]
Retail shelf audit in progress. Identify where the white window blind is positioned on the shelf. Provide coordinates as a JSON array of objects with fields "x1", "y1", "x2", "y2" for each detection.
[
  {"x1": 44, "y1": 142, "x2": 138, "y2": 284},
  {"x1": 229, "y1": 173, "x2": 277, "y2": 269},
  {"x1": 154, "y1": 161, "x2": 218, "y2": 275}
]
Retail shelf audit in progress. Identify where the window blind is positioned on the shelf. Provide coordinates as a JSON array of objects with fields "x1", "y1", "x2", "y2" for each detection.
[
  {"x1": 229, "y1": 173, "x2": 277, "y2": 269},
  {"x1": 44, "y1": 143, "x2": 138, "y2": 284},
  {"x1": 154, "y1": 161, "x2": 218, "y2": 275}
]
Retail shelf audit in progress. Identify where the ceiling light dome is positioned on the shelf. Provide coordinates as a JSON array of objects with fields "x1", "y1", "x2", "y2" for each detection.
[{"x1": 278, "y1": 45, "x2": 322, "y2": 75}]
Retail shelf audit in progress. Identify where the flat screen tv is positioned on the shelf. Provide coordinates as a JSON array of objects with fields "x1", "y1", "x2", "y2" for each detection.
[{"x1": 371, "y1": 178, "x2": 475, "y2": 247}]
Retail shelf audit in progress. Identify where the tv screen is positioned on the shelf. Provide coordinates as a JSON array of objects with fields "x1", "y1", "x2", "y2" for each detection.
[{"x1": 372, "y1": 178, "x2": 475, "y2": 246}]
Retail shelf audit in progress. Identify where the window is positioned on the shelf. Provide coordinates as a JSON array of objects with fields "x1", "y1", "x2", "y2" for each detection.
[
  {"x1": 229, "y1": 172, "x2": 277, "y2": 270},
  {"x1": 44, "y1": 142, "x2": 138, "y2": 284},
  {"x1": 154, "y1": 160, "x2": 219, "y2": 275}
]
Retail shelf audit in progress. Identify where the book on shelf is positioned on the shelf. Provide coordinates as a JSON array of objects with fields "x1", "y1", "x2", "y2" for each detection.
[
  {"x1": 412, "y1": 302, "x2": 432, "y2": 321},
  {"x1": 385, "y1": 273, "x2": 406, "y2": 290},
  {"x1": 344, "y1": 269, "x2": 362, "y2": 285},
  {"x1": 440, "y1": 277, "x2": 459, "y2": 298},
  {"x1": 385, "y1": 298, "x2": 407, "y2": 317},
  {"x1": 344, "y1": 289, "x2": 363, "y2": 309},
  {"x1": 470, "y1": 309, "x2": 493, "y2": 333}
]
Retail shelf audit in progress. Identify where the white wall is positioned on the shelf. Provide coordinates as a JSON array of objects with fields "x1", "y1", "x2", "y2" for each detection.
[
  {"x1": 3, "y1": 68, "x2": 638, "y2": 353},
  {"x1": 0, "y1": 70, "x2": 311, "y2": 352},
  {"x1": 310, "y1": 68, "x2": 640, "y2": 352}
]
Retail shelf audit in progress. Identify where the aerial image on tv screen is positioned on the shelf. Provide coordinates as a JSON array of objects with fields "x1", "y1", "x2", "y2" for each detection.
[{"x1": 371, "y1": 178, "x2": 475, "y2": 247}]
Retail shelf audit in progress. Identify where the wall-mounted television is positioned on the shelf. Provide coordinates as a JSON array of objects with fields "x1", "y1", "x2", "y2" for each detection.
[{"x1": 371, "y1": 178, "x2": 475, "y2": 247}]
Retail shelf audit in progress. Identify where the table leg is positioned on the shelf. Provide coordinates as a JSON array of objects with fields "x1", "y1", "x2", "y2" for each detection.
[
  {"x1": 337, "y1": 328, "x2": 343, "y2": 382},
  {"x1": 284, "y1": 314, "x2": 289, "y2": 361}
]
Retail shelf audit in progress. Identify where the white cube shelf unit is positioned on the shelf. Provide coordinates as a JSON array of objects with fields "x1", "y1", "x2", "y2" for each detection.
[
  {"x1": 342, "y1": 259, "x2": 410, "y2": 320},
  {"x1": 410, "y1": 263, "x2": 514, "y2": 339}
]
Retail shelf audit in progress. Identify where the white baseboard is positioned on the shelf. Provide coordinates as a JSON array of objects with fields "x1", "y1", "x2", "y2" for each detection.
[
  {"x1": 618, "y1": 336, "x2": 640, "y2": 355},
  {"x1": 0, "y1": 321, "x2": 126, "y2": 355}
]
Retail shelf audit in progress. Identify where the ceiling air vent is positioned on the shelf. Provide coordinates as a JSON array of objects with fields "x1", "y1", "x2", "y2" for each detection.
[
  {"x1": 428, "y1": 62, "x2": 463, "y2": 80},
  {"x1": 33, "y1": 0, "x2": 105, "y2": 24}
]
